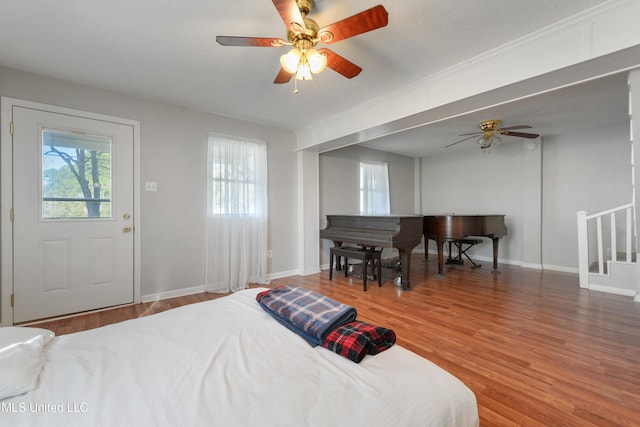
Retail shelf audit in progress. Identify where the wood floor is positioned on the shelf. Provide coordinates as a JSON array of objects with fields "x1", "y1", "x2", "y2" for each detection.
[{"x1": 32, "y1": 255, "x2": 640, "y2": 426}]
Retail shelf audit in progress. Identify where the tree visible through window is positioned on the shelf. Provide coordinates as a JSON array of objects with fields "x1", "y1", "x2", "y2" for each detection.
[{"x1": 41, "y1": 129, "x2": 112, "y2": 219}]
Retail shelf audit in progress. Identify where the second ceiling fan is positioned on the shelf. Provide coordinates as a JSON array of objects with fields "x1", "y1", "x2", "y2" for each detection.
[
  {"x1": 446, "y1": 120, "x2": 540, "y2": 150},
  {"x1": 216, "y1": 0, "x2": 388, "y2": 84}
]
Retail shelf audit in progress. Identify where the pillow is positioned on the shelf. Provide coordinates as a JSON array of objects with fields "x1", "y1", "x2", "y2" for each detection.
[{"x1": 0, "y1": 327, "x2": 55, "y2": 400}]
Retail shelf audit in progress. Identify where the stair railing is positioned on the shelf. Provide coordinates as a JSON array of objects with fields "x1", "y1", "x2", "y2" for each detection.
[{"x1": 576, "y1": 203, "x2": 636, "y2": 288}]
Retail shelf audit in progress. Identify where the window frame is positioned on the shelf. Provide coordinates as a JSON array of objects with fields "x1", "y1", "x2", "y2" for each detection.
[
  {"x1": 207, "y1": 134, "x2": 267, "y2": 217},
  {"x1": 359, "y1": 160, "x2": 390, "y2": 215}
]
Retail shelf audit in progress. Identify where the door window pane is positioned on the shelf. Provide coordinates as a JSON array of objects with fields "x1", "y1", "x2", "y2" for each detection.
[{"x1": 41, "y1": 129, "x2": 112, "y2": 219}]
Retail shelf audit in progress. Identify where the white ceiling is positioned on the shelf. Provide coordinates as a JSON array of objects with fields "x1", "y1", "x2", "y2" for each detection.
[{"x1": 0, "y1": 0, "x2": 632, "y2": 157}]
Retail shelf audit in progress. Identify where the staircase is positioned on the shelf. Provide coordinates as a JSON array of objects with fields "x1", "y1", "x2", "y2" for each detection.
[
  {"x1": 576, "y1": 204, "x2": 638, "y2": 298},
  {"x1": 576, "y1": 70, "x2": 640, "y2": 301}
]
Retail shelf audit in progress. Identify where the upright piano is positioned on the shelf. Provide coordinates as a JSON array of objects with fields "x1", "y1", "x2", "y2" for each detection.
[
  {"x1": 320, "y1": 214, "x2": 423, "y2": 290},
  {"x1": 423, "y1": 215, "x2": 507, "y2": 277}
]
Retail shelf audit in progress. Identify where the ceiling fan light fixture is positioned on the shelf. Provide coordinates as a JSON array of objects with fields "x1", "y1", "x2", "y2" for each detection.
[
  {"x1": 280, "y1": 48, "x2": 302, "y2": 74},
  {"x1": 477, "y1": 134, "x2": 501, "y2": 149},
  {"x1": 295, "y1": 57, "x2": 313, "y2": 80},
  {"x1": 447, "y1": 119, "x2": 538, "y2": 150},
  {"x1": 477, "y1": 136, "x2": 491, "y2": 148},
  {"x1": 307, "y1": 48, "x2": 327, "y2": 73}
]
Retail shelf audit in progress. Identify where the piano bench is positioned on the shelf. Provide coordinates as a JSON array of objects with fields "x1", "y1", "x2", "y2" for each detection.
[
  {"x1": 329, "y1": 246, "x2": 382, "y2": 291},
  {"x1": 447, "y1": 239, "x2": 484, "y2": 268}
]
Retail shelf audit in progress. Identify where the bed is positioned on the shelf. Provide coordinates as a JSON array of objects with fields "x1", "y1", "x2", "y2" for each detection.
[{"x1": 1, "y1": 287, "x2": 479, "y2": 426}]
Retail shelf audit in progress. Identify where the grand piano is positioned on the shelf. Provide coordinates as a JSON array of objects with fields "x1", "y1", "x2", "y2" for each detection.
[
  {"x1": 320, "y1": 214, "x2": 423, "y2": 290},
  {"x1": 423, "y1": 215, "x2": 507, "y2": 277}
]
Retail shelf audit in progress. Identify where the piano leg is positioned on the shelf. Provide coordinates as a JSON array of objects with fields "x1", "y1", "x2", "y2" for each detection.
[
  {"x1": 423, "y1": 235, "x2": 429, "y2": 263},
  {"x1": 435, "y1": 238, "x2": 445, "y2": 278},
  {"x1": 491, "y1": 237, "x2": 501, "y2": 273},
  {"x1": 333, "y1": 241, "x2": 344, "y2": 271},
  {"x1": 398, "y1": 248, "x2": 412, "y2": 290}
]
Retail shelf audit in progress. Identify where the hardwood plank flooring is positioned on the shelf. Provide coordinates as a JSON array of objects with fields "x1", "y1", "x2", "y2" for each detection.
[
  {"x1": 30, "y1": 292, "x2": 226, "y2": 335},
  {"x1": 30, "y1": 255, "x2": 640, "y2": 426}
]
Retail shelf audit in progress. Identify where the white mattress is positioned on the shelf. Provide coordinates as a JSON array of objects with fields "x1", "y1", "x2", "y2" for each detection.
[{"x1": 2, "y1": 288, "x2": 479, "y2": 426}]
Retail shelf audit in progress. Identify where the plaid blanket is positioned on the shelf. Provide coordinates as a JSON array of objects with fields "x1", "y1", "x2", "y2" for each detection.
[
  {"x1": 256, "y1": 286, "x2": 357, "y2": 346},
  {"x1": 321, "y1": 321, "x2": 396, "y2": 363}
]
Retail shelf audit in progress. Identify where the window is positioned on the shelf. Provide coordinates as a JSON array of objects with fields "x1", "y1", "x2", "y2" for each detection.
[
  {"x1": 359, "y1": 161, "x2": 390, "y2": 215},
  {"x1": 205, "y1": 134, "x2": 269, "y2": 292},
  {"x1": 208, "y1": 135, "x2": 267, "y2": 216},
  {"x1": 41, "y1": 128, "x2": 112, "y2": 219}
]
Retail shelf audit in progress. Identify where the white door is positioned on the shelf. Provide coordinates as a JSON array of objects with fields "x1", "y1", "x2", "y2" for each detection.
[{"x1": 11, "y1": 106, "x2": 135, "y2": 323}]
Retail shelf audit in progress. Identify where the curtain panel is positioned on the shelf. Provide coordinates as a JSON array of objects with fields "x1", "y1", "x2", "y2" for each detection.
[
  {"x1": 360, "y1": 161, "x2": 390, "y2": 215},
  {"x1": 205, "y1": 135, "x2": 269, "y2": 292}
]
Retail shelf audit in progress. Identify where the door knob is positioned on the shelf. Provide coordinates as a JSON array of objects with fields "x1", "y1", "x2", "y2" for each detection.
[{"x1": 123, "y1": 226, "x2": 132, "y2": 233}]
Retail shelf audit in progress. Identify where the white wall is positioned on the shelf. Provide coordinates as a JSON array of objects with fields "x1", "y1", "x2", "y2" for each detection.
[
  {"x1": 319, "y1": 145, "x2": 416, "y2": 266},
  {"x1": 542, "y1": 124, "x2": 631, "y2": 269},
  {"x1": 0, "y1": 66, "x2": 299, "y2": 300},
  {"x1": 421, "y1": 141, "x2": 529, "y2": 264}
]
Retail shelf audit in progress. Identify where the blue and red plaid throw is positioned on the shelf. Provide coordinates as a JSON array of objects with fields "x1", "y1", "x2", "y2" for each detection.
[
  {"x1": 256, "y1": 286, "x2": 357, "y2": 346},
  {"x1": 321, "y1": 321, "x2": 396, "y2": 363}
]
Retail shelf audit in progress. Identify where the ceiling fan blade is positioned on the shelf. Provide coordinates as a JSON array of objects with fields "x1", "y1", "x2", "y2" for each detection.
[
  {"x1": 272, "y1": 0, "x2": 305, "y2": 32},
  {"x1": 274, "y1": 67, "x2": 294, "y2": 84},
  {"x1": 216, "y1": 36, "x2": 286, "y2": 47},
  {"x1": 499, "y1": 125, "x2": 532, "y2": 131},
  {"x1": 318, "y1": 48, "x2": 362, "y2": 78},
  {"x1": 318, "y1": 5, "x2": 388, "y2": 44},
  {"x1": 445, "y1": 135, "x2": 478, "y2": 148},
  {"x1": 502, "y1": 131, "x2": 539, "y2": 139}
]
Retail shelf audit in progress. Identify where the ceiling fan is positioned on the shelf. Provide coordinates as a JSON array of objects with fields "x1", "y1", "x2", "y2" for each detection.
[
  {"x1": 445, "y1": 119, "x2": 540, "y2": 150},
  {"x1": 216, "y1": 0, "x2": 388, "y2": 86}
]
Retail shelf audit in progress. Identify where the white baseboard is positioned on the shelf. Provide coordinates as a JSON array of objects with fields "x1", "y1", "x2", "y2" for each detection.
[
  {"x1": 521, "y1": 262, "x2": 544, "y2": 270},
  {"x1": 542, "y1": 264, "x2": 579, "y2": 274},
  {"x1": 141, "y1": 285, "x2": 205, "y2": 303},
  {"x1": 267, "y1": 269, "x2": 300, "y2": 280},
  {"x1": 588, "y1": 284, "x2": 637, "y2": 297},
  {"x1": 140, "y1": 269, "x2": 304, "y2": 303}
]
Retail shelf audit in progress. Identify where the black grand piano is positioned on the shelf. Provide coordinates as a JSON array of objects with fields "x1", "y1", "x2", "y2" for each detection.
[
  {"x1": 423, "y1": 215, "x2": 507, "y2": 277},
  {"x1": 320, "y1": 214, "x2": 423, "y2": 290}
]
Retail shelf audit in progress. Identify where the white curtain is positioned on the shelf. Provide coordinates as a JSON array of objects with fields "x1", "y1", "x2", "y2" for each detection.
[
  {"x1": 360, "y1": 161, "x2": 390, "y2": 215},
  {"x1": 205, "y1": 134, "x2": 269, "y2": 292}
]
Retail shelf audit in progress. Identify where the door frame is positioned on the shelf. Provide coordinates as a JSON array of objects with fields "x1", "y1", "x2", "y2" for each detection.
[{"x1": 1, "y1": 97, "x2": 141, "y2": 326}]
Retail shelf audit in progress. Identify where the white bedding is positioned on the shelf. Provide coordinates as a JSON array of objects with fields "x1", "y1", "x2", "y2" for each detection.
[{"x1": 1, "y1": 288, "x2": 479, "y2": 426}]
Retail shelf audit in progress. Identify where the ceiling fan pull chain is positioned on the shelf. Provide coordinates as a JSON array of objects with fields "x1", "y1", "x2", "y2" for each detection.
[{"x1": 293, "y1": 79, "x2": 299, "y2": 94}]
